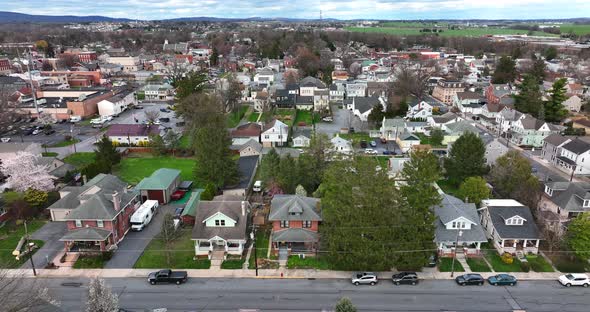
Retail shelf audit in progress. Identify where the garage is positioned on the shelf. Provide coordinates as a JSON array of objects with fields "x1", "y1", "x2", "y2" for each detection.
[
  {"x1": 146, "y1": 190, "x2": 165, "y2": 204},
  {"x1": 135, "y1": 168, "x2": 181, "y2": 204}
]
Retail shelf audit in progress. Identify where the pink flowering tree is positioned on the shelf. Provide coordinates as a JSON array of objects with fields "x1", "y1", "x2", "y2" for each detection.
[{"x1": 1, "y1": 152, "x2": 55, "y2": 192}]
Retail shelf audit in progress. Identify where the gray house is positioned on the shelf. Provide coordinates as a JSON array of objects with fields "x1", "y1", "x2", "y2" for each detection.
[
  {"x1": 541, "y1": 134, "x2": 572, "y2": 166},
  {"x1": 433, "y1": 194, "x2": 488, "y2": 257},
  {"x1": 481, "y1": 134, "x2": 510, "y2": 166}
]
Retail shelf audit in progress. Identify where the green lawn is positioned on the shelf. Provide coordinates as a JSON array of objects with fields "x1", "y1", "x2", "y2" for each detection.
[
  {"x1": 483, "y1": 250, "x2": 522, "y2": 272},
  {"x1": 248, "y1": 228, "x2": 270, "y2": 269},
  {"x1": 375, "y1": 156, "x2": 390, "y2": 169},
  {"x1": 134, "y1": 229, "x2": 211, "y2": 269},
  {"x1": 44, "y1": 138, "x2": 80, "y2": 148},
  {"x1": 63, "y1": 152, "x2": 96, "y2": 168},
  {"x1": 466, "y1": 257, "x2": 491, "y2": 272},
  {"x1": 113, "y1": 155, "x2": 197, "y2": 185},
  {"x1": 221, "y1": 258, "x2": 245, "y2": 269},
  {"x1": 526, "y1": 255, "x2": 554, "y2": 272},
  {"x1": 0, "y1": 220, "x2": 46, "y2": 268},
  {"x1": 41, "y1": 152, "x2": 58, "y2": 157},
  {"x1": 286, "y1": 256, "x2": 332, "y2": 270},
  {"x1": 248, "y1": 112, "x2": 260, "y2": 122},
  {"x1": 294, "y1": 110, "x2": 320, "y2": 126},
  {"x1": 72, "y1": 254, "x2": 108, "y2": 269},
  {"x1": 345, "y1": 26, "x2": 557, "y2": 37},
  {"x1": 438, "y1": 257, "x2": 464, "y2": 272},
  {"x1": 338, "y1": 133, "x2": 372, "y2": 147},
  {"x1": 227, "y1": 106, "x2": 249, "y2": 128},
  {"x1": 558, "y1": 24, "x2": 590, "y2": 36},
  {"x1": 437, "y1": 179, "x2": 460, "y2": 197},
  {"x1": 546, "y1": 253, "x2": 590, "y2": 273},
  {"x1": 178, "y1": 135, "x2": 191, "y2": 149}
]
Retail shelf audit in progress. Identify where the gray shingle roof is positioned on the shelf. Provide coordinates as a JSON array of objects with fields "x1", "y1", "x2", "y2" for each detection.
[
  {"x1": 545, "y1": 181, "x2": 590, "y2": 212},
  {"x1": 434, "y1": 195, "x2": 487, "y2": 243},
  {"x1": 64, "y1": 191, "x2": 136, "y2": 220},
  {"x1": 191, "y1": 200, "x2": 248, "y2": 241},
  {"x1": 487, "y1": 205, "x2": 541, "y2": 240},
  {"x1": 272, "y1": 228, "x2": 319, "y2": 243},
  {"x1": 543, "y1": 134, "x2": 571, "y2": 147},
  {"x1": 269, "y1": 195, "x2": 321, "y2": 221},
  {"x1": 60, "y1": 227, "x2": 111, "y2": 241},
  {"x1": 48, "y1": 174, "x2": 128, "y2": 212},
  {"x1": 562, "y1": 139, "x2": 590, "y2": 155}
]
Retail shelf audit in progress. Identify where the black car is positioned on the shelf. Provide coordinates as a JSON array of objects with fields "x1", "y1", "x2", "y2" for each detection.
[
  {"x1": 360, "y1": 140, "x2": 368, "y2": 148},
  {"x1": 455, "y1": 274, "x2": 485, "y2": 286},
  {"x1": 148, "y1": 269, "x2": 188, "y2": 285},
  {"x1": 392, "y1": 272, "x2": 419, "y2": 285}
]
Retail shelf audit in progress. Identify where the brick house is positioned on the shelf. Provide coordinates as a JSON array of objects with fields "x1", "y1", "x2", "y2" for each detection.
[
  {"x1": 432, "y1": 80, "x2": 465, "y2": 105},
  {"x1": 269, "y1": 195, "x2": 322, "y2": 257},
  {"x1": 57, "y1": 174, "x2": 140, "y2": 253}
]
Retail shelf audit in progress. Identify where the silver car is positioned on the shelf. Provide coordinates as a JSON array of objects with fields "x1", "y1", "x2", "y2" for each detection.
[{"x1": 352, "y1": 272, "x2": 378, "y2": 286}]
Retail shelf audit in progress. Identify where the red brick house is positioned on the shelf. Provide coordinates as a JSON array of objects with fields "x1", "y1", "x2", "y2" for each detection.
[
  {"x1": 58, "y1": 174, "x2": 140, "y2": 253},
  {"x1": 268, "y1": 195, "x2": 322, "y2": 257},
  {"x1": 485, "y1": 83, "x2": 514, "y2": 105}
]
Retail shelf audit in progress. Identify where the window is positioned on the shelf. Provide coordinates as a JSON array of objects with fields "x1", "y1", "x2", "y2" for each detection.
[
  {"x1": 303, "y1": 221, "x2": 312, "y2": 228},
  {"x1": 75, "y1": 220, "x2": 82, "y2": 227},
  {"x1": 97, "y1": 220, "x2": 104, "y2": 228},
  {"x1": 545, "y1": 186, "x2": 553, "y2": 196},
  {"x1": 264, "y1": 135, "x2": 270, "y2": 139},
  {"x1": 584, "y1": 200, "x2": 590, "y2": 208},
  {"x1": 215, "y1": 220, "x2": 226, "y2": 226},
  {"x1": 280, "y1": 220, "x2": 289, "y2": 228}
]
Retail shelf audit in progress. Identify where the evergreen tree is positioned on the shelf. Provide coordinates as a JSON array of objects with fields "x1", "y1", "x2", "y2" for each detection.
[
  {"x1": 335, "y1": 297, "x2": 357, "y2": 312},
  {"x1": 210, "y1": 47, "x2": 219, "y2": 66},
  {"x1": 543, "y1": 46, "x2": 558, "y2": 61},
  {"x1": 528, "y1": 58, "x2": 546, "y2": 83},
  {"x1": 492, "y1": 55, "x2": 517, "y2": 84},
  {"x1": 95, "y1": 136, "x2": 120, "y2": 172},
  {"x1": 444, "y1": 132, "x2": 487, "y2": 186},
  {"x1": 544, "y1": 78, "x2": 568, "y2": 122},
  {"x1": 457, "y1": 176, "x2": 490, "y2": 206},
  {"x1": 367, "y1": 104, "x2": 384, "y2": 128},
  {"x1": 490, "y1": 151, "x2": 540, "y2": 211},
  {"x1": 174, "y1": 71, "x2": 208, "y2": 102},
  {"x1": 513, "y1": 74, "x2": 543, "y2": 117},
  {"x1": 259, "y1": 148, "x2": 281, "y2": 183},
  {"x1": 430, "y1": 128, "x2": 445, "y2": 146},
  {"x1": 277, "y1": 154, "x2": 297, "y2": 193}
]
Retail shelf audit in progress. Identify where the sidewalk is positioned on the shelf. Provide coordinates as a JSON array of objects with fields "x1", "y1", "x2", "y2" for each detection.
[{"x1": 8, "y1": 267, "x2": 567, "y2": 281}]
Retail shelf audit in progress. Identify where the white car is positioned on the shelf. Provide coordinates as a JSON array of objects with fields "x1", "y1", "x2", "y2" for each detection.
[
  {"x1": 364, "y1": 148, "x2": 377, "y2": 155},
  {"x1": 32, "y1": 129, "x2": 41, "y2": 135},
  {"x1": 0, "y1": 137, "x2": 11, "y2": 143},
  {"x1": 558, "y1": 273, "x2": 589, "y2": 287}
]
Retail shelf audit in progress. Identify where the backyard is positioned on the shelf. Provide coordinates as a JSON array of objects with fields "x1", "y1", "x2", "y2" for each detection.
[
  {"x1": 227, "y1": 106, "x2": 249, "y2": 128},
  {"x1": 436, "y1": 179, "x2": 460, "y2": 197},
  {"x1": 338, "y1": 132, "x2": 372, "y2": 147},
  {"x1": 0, "y1": 220, "x2": 45, "y2": 268},
  {"x1": 248, "y1": 112, "x2": 260, "y2": 122},
  {"x1": 63, "y1": 152, "x2": 96, "y2": 168},
  {"x1": 294, "y1": 110, "x2": 320, "y2": 126},
  {"x1": 545, "y1": 252, "x2": 590, "y2": 273},
  {"x1": 113, "y1": 154, "x2": 197, "y2": 185},
  {"x1": 134, "y1": 229, "x2": 211, "y2": 269}
]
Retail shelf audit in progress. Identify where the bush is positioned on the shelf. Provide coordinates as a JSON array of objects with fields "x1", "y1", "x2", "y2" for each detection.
[
  {"x1": 520, "y1": 261, "x2": 530, "y2": 272},
  {"x1": 501, "y1": 252, "x2": 514, "y2": 264},
  {"x1": 201, "y1": 183, "x2": 216, "y2": 200}
]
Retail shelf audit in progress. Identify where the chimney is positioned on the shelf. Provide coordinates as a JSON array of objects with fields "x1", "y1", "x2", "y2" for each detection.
[
  {"x1": 112, "y1": 191, "x2": 121, "y2": 211},
  {"x1": 241, "y1": 201, "x2": 247, "y2": 216}
]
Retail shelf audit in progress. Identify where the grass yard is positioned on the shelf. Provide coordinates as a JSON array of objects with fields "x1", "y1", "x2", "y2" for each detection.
[
  {"x1": 558, "y1": 24, "x2": 590, "y2": 36},
  {"x1": 221, "y1": 258, "x2": 245, "y2": 269},
  {"x1": 545, "y1": 253, "x2": 590, "y2": 273},
  {"x1": 248, "y1": 228, "x2": 270, "y2": 269},
  {"x1": 286, "y1": 256, "x2": 332, "y2": 270},
  {"x1": 338, "y1": 133, "x2": 372, "y2": 147},
  {"x1": 436, "y1": 179, "x2": 460, "y2": 197},
  {"x1": 483, "y1": 250, "x2": 522, "y2": 272},
  {"x1": 113, "y1": 155, "x2": 197, "y2": 185},
  {"x1": 294, "y1": 110, "x2": 320, "y2": 126},
  {"x1": 438, "y1": 257, "x2": 464, "y2": 272},
  {"x1": 0, "y1": 220, "x2": 46, "y2": 268},
  {"x1": 63, "y1": 152, "x2": 96, "y2": 168},
  {"x1": 466, "y1": 257, "x2": 491, "y2": 272},
  {"x1": 44, "y1": 138, "x2": 80, "y2": 148},
  {"x1": 248, "y1": 112, "x2": 260, "y2": 122},
  {"x1": 526, "y1": 254, "x2": 554, "y2": 272},
  {"x1": 345, "y1": 26, "x2": 557, "y2": 37},
  {"x1": 275, "y1": 108, "x2": 295, "y2": 127},
  {"x1": 72, "y1": 254, "x2": 108, "y2": 269},
  {"x1": 134, "y1": 229, "x2": 211, "y2": 269},
  {"x1": 227, "y1": 106, "x2": 249, "y2": 128}
]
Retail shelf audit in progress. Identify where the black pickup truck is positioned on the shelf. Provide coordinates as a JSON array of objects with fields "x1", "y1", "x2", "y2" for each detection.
[{"x1": 148, "y1": 269, "x2": 188, "y2": 285}]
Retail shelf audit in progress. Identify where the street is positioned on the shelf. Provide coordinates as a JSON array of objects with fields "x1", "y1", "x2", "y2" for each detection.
[{"x1": 38, "y1": 277, "x2": 589, "y2": 312}]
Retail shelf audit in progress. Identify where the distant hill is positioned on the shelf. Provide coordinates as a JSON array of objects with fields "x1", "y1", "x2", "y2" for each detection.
[{"x1": 0, "y1": 11, "x2": 133, "y2": 23}]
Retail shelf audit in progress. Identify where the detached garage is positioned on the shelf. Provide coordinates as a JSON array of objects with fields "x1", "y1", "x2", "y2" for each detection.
[{"x1": 136, "y1": 168, "x2": 181, "y2": 204}]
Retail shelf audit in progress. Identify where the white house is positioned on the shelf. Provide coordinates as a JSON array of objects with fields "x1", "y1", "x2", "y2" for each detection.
[
  {"x1": 346, "y1": 82, "x2": 367, "y2": 98},
  {"x1": 563, "y1": 95, "x2": 583, "y2": 112},
  {"x1": 299, "y1": 76, "x2": 327, "y2": 97},
  {"x1": 261, "y1": 119, "x2": 289, "y2": 147},
  {"x1": 555, "y1": 138, "x2": 590, "y2": 176},
  {"x1": 105, "y1": 124, "x2": 160, "y2": 146},
  {"x1": 143, "y1": 84, "x2": 174, "y2": 101},
  {"x1": 406, "y1": 100, "x2": 434, "y2": 119},
  {"x1": 292, "y1": 129, "x2": 312, "y2": 148},
  {"x1": 254, "y1": 68, "x2": 275, "y2": 85},
  {"x1": 330, "y1": 135, "x2": 353, "y2": 155},
  {"x1": 106, "y1": 56, "x2": 140, "y2": 72},
  {"x1": 495, "y1": 107, "x2": 524, "y2": 134},
  {"x1": 97, "y1": 90, "x2": 135, "y2": 117},
  {"x1": 329, "y1": 84, "x2": 345, "y2": 103},
  {"x1": 346, "y1": 95, "x2": 383, "y2": 122}
]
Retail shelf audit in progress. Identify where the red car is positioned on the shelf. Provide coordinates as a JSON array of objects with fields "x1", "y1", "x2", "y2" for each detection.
[{"x1": 171, "y1": 190, "x2": 187, "y2": 201}]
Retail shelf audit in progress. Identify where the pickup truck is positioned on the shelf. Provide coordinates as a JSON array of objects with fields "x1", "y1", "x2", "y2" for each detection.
[{"x1": 148, "y1": 269, "x2": 188, "y2": 285}]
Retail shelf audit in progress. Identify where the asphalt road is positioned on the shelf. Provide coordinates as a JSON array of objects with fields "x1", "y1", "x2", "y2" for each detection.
[{"x1": 39, "y1": 277, "x2": 589, "y2": 312}]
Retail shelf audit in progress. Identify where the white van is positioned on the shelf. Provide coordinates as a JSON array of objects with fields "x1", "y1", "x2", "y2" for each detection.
[
  {"x1": 69, "y1": 116, "x2": 82, "y2": 123},
  {"x1": 253, "y1": 180, "x2": 263, "y2": 192},
  {"x1": 130, "y1": 200, "x2": 159, "y2": 231}
]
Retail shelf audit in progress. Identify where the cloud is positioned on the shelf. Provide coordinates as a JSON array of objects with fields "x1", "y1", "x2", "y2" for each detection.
[{"x1": 4, "y1": 0, "x2": 589, "y2": 20}]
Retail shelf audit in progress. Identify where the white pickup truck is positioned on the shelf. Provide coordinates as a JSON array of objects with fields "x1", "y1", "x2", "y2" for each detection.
[{"x1": 90, "y1": 116, "x2": 113, "y2": 124}]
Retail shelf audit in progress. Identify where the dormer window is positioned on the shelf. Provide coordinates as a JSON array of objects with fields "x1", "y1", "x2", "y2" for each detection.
[
  {"x1": 506, "y1": 217, "x2": 524, "y2": 225},
  {"x1": 545, "y1": 186, "x2": 553, "y2": 196},
  {"x1": 584, "y1": 200, "x2": 590, "y2": 208},
  {"x1": 215, "y1": 220, "x2": 226, "y2": 226}
]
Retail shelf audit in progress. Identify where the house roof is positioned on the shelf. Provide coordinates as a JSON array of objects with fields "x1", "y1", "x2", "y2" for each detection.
[
  {"x1": 300, "y1": 76, "x2": 326, "y2": 89},
  {"x1": 573, "y1": 119, "x2": 590, "y2": 128},
  {"x1": 347, "y1": 95, "x2": 381, "y2": 114},
  {"x1": 543, "y1": 134, "x2": 571, "y2": 147},
  {"x1": 232, "y1": 122, "x2": 262, "y2": 137},
  {"x1": 382, "y1": 118, "x2": 406, "y2": 129},
  {"x1": 181, "y1": 189, "x2": 203, "y2": 217},
  {"x1": 136, "y1": 168, "x2": 181, "y2": 190},
  {"x1": 434, "y1": 195, "x2": 487, "y2": 243},
  {"x1": 64, "y1": 191, "x2": 135, "y2": 220},
  {"x1": 48, "y1": 174, "x2": 128, "y2": 211},
  {"x1": 562, "y1": 138, "x2": 590, "y2": 155},
  {"x1": 60, "y1": 227, "x2": 111, "y2": 242},
  {"x1": 545, "y1": 181, "x2": 590, "y2": 212},
  {"x1": 262, "y1": 119, "x2": 288, "y2": 132},
  {"x1": 272, "y1": 228, "x2": 319, "y2": 243},
  {"x1": 456, "y1": 91, "x2": 482, "y2": 100},
  {"x1": 238, "y1": 139, "x2": 262, "y2": 153},
  {"x1": 106, "y1": 124, "x2": 160, "y2": 137},
  {"x1": 269, "y1": 195, "x2": 322, "y2": 221},
  {"x1": 445, "y1": 121, "x2": 479, "y2": 135},
  {"x1": 191, "y1": 200, "x2": 248, "y2": 241},
  {"x1": 487, "y1": 205, "x2": 541, "y2": 240}
]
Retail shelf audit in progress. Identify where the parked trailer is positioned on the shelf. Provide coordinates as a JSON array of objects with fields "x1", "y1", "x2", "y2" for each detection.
[{"x1": 130, "y1": 200, "x2": 159, "y2": 231}]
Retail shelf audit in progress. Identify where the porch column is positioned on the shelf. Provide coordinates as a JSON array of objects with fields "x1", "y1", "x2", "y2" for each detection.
[
  {"x1": 513, "y1": 240, "x2": 517, "y2": 248},
  {"x1": 476, "y1": 242, "x2": 481, "y2": 251},
  {"x1": 500, "y1": 240, "x2": 504, "y2": 248},
  {"x1": 523, "y1": 239, "x2": 528, "y2": 248},
  {"x1": 535, "y1": 240, "x2": 540, "y2": 248}
]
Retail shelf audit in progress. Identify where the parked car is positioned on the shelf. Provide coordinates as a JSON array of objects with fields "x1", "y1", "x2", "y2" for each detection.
[
  {"x1": 369, "y1": 140, "x2": 377, "y2": 147},
  {"x1": 380, "y1": 137, "x2": 387, "y2": 144},
  {"x1": 170, "y1": 190, "x2": 187, "y2": 201},
  {"x1": 0, "y1": 137, "x2": 11, "y2": 143},
  {"x1": 558, "y1": 274, "x2": 589, "y2": 287},
  {"x1": 391, "y1": 272, "x2": 418, "y2": 285},
  {"x1": 148, "y1": 269, "x2": 188, "y2": 285},
  {"x1": 488, "y1": 274, "x2": 517, "y2": 286},
  {"x1": 322, "y1": 116, "x2": 333, "y2": 122},
  {"x1": 455, "y1": 274, "x2": 485, "y2": 286},
  {"x1": 427, "y1": 254, "x2": 437, "y2": 267},
  {"x1": 364, "y1": 148, "x2": 378, "y2": 155},
  {"x1": 349, "y1": 127, "x2": 355, "y2": 133},
  {"x1": 382, "y1": 150, "x2": 391, "y2": 155},
  {"x1": 174, "y1": 206, "x2": 185, "y2": 218},
  {"x1": 32, "y1": 129, "x2": 41, "y2": 135},
  {"x1": 160, "y1": 108, "x2": 171, "y2": 113},
  {"x1": 352, "y1": 272, "x2": 378, "y2": 286},
  {"x1": 134, "y1": 105, "x2": 144, "y2": 109},
  {"x1": 44, "y1": 129, "x2": 56, "y2": 135},
  {"x1": 360, "y1": 140, "x2": 368, "y2": 148},
  {"x1": 159, "y1": 117, "x2": 171, "y2": 123}
]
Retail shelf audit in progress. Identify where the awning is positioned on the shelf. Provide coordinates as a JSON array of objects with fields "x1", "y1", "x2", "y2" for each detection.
[
  {"x1": 60, "y1": 228, "x2": 111, "y2": 242},
  {"x1": 272, "y1": 228, "x2": 319, "y2": 243}
]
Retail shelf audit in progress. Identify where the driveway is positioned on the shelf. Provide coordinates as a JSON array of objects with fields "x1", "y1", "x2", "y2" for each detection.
[
  {"x1": 104, "y1": 203, "x2": 179, "y2": 268},
  {"x1": 316, "y1": 105, "x2": 365, "y2": 137},
  {"x1": 21, "y1": 221, "x2": 67, "y2": 269}
]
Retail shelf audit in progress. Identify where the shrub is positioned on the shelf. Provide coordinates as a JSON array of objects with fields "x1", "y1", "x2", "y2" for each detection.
[
  {"x1": 501, "y1": 252, "x2": 514, "y2": 264},
  {"x1": 201, "y1": 183, "x2": 216, "y2": 200},
  {"x1": 520, "y1": 261, "x2": 530, "y2": 272}
]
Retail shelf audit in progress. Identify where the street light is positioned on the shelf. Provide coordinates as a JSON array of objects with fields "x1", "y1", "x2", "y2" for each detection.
[{"x1": 450, "y1": 230, "x2": 463, "y2": 278}]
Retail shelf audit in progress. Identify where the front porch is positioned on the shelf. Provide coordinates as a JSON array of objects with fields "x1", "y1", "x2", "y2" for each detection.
[
  {"x1": 270, "y1": 228, "x2": 320, "y2": 257},
  {"x1": 495, "y1": 239, "x2": 540, "y2": 255},
  {"x1": 437, "y1": 241, "x2": 483, "y2": 257},
  {"x1": 60, "y1": 227, "x2": 114, "y2": 253},
  {"x1": 194, "y1": 236, "x2": 245, "y2": 260}
]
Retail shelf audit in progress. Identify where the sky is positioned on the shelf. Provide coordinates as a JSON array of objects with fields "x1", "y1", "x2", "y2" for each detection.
[{"x1": 4, "y1": 0, "x2": 590, "y2": 20}]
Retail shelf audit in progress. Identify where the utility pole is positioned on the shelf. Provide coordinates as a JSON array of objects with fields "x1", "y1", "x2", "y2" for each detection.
[
  {"x1": 24, "y1": 48, "x2": 40, "y2": 116},
  {"x1": 253, "y1": 226, "x2": 258, "y2": 276},
  {"x1": 450, "y1": 230, "x2": 463, "y2": 278},
  {"x1": 23, "y1": 221, "x2": 37, "y2": 276}
]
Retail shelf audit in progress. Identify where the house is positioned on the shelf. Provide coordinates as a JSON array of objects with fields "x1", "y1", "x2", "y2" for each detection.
[
  {"x1": 231, "y1": 123, "x2": 262, "y2": 146},
  {"x1": 396, "y1": 132, "x2": 421, "y2": 153},
  {"x1": 554, "y1": 137, "x2": 590, "y2": 176},
  {"x1": 254, "y1": 91, "x2": 270, "y2": 112},
  {"x1": 97, "y1": 90, "x2": 135, "y2": 117},
  {"x1": 254, "y1": 68, "x2": 275, "y2": 85},
  {"x1": 387, "y1": 156, "x2": 410, "y2": 178},
  {"x1": 433, "y1": 194, "x2": 488, "y2": 257},
  {"x1": 269, "y1": 195, "x2": 321, "y2": 257},
  {"x1": 427, "y1": 112, "x2": 459, "y2": 128},
  {"x1": 106, "y1": 56, "x2": 140, "y2": 72},
  {"x1": 453, "y1": 91, "x2": 485, "y2": 114},
  {"x1": 480, "y1": 199, "x2": 542, "y2": 255},
  {"x1": 135, "y1": 168, "x2": 181, "y2": 204},
  {"x1": 295, "y1": 95, "x2": 314, "y2": 111},
  {"x1": 142, "y1": 84, "x2": 174, "y2": 101},
  {"x1": 486, "y1": 83, "x2": 515, "y2": 105},
  {"x1": 572, "y1": 118, "x2": 590, "y2": 134},
  {"x1": 346, "y1": 95, "x2": 383, "y2": 122},
  {"x1": 442, "y1": 121, "x2": 480, "y2": 145},
  {"x1": 432, "y1": 80, "x2": 465, "y2": 105},
  {"x1": 539, "y1": 181, "x2": 590, "y2": 232},
  {"x1": 495, "y1": 107, "x2": 524, "y2": 134},
  {"x1": 106, "y1": 124, "x2": 160, "y2": 146},
  {"x1": 292, "y1": 128, "x2": 312, "y2": 148},
  {"x1": 261, "y1": 119, "x2": 289, "y2": 147},
  {"x1": 191, "y1": 197, "x2": 249, "y2": 259},
  {"x1": 331, "y1": 135, "x2": 353, "y2": 155},
  {"x1": 275, "y1": 89, "x2": 296, "y2": 109},
  {"x1": 313, "y1": 89, "x2": 330, "y2": 111},
  {"x1": 329, "y1": 84, "x2": 345, "y2": 103},
  {"x1": 510, "y1": 114, "x2": 562, "y2": 147},
  {"x1": 563, "y1": 95, "x2": 583, "y2": 112},
  {"x1": 481, "y1": 135, "x2": 510, "y2": 166},
  {"x1": 346, "y1": 82, "x2": 367, "y2": 97},
  {"x1": 238, "y1": 139, "x2": 263, "y2": 157},
  {"x1": 541, "y1": 134, "x2": 573, "y2": 166},
  {"x1": 380, "y1": 118, "x2": 406, "y2": 141},
  {"x1": 37, "y1": 156, "x2": 76, "y2": 179},
  {"x1": 406, "y1": 99, "x2": 433, "y2": 119},
  {"x1": 299, "y1": 76, "x2": 327, "y2": 97},
  {"x1": 51, "y1": 174, "x2": 139, "y2": 253}
]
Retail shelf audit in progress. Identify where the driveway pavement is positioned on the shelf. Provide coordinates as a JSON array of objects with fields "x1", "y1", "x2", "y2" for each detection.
[
  {"x1": 316, "y1": 105, "x2": 365, "y2": 137},
  {"x1": 21, "y1": 221, "x2": 67, "y2": 269},
  {"x1": 104, "y1": 203, "x2": 179, "y2": 269}
]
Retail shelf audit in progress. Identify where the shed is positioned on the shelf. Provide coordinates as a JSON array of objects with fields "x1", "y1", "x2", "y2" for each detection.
[
  {"x1": 136, "y1": 168, "x2": 181, "y2": 204},
  {"x1": 180, "y1": 189, "x2": 203, "y2": 225}
]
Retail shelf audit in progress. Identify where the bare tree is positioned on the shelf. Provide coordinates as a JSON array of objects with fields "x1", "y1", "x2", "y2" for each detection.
[
  {"x1": 392, "y1": 60, "x2": 430, "y2": 100},
  {"x1": 220, "y1": 75, "x2": 242, "y2": 113},
  {"x1": 0, "y1": 269, "x2": 60, "y2": 312},
  {"x1": 159, "y1": 213, "x2": 181, "y2": 266},
  {"x1": 144, "y1": 110, "x2": 161, "y2": 125},
  {"x1": 86, "y1": 277, "x2": 119, "y2": 312}
]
